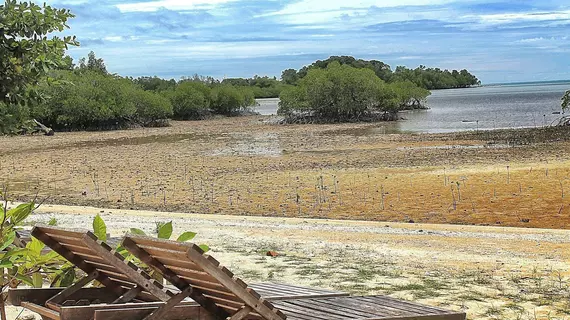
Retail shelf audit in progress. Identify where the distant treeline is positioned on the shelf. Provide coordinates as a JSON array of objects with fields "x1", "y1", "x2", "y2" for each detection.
[
  {"x1": 282, "y1": 56, "x2": 481, "y2": 90},
  {"x1": 134, "y1": 55, "x2": 481, "y2": 100}
]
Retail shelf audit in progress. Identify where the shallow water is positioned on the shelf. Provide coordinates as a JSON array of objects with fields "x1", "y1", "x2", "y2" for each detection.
[{"x1": 255, "y1": 81, "x2": 570, "y2": 133}]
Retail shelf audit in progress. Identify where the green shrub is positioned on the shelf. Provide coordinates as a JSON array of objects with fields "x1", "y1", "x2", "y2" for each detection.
[
  {"x1": 129, "y1": 89, "x2": 173, "y2": 125},
  {"x1": 34, "y1": 71, "x2": 172, "y2": 130},
  {"x1": 210, "y1": 85, "x2": 255, "y2": 115},
  {"x1": 168, "y1": 81, "x2": 211, "y2": 120},
  {"x1": 278, "y1": 62, "x2": 398, "y2": 121},
  {"x1": 0, "y1": 102, "x2": 30, "y2": 134},
  {"x1": 389, "y1": 81, "x2": 431, "y2": 110}
]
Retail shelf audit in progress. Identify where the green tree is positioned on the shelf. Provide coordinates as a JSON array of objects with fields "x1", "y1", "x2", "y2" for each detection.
[
  {"x1": 281, "y1": 69, "x2": 299, "y2": 85},
  {"x1": 210, "y1": 85, "x2": 255, "y2": 115},
  {"x1": 34, "y1": 71, "x2": 172, "y2": 129},
  {"x1": 389, "y1": 81, "x2": 431, "y2": 110},
  {"x1": 0, "y1": 0, "x2": 78, "y2": 105},
  {"x1": 168, "y1": 81, "x2": 211, "y2": 120},
  {"x1": 77, "y1": 51, "x2": 107, "y2": 74},
  {"x1": 278, "y1": 62, "x2": 397, "y2": 122}
]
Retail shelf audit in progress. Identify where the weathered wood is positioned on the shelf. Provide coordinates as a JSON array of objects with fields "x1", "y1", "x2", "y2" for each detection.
[
  {"x1": 31, "y1": 226, "x2": 126, "y2": 297},
  {"x1": 93, "y1": 305, "x2": 211, "y2": 320},
  {"x1": 185, "y1": 248, "x2": 284, "y2": 320},
  {"x1": 143, "y1": 285, "x2": 194, "y2": 320},
  {"x1": 112, "y1": 286, "x2": 143, "y2": 304},
  {"x1": 46, "y1": 271, "x2": 98, "y2": 306},
  {"x1": 21, "y1": 302, "x2": 60, "y2": 320},
  {"x1": 81, "y1": 234, "x2": 172, "y2": 302},
  {"x1": 230, "y1": 306, "x2": 253, "y2": 320},
  {"x1": 122, "y1": 236, "x2": 228, "y2": 320}
]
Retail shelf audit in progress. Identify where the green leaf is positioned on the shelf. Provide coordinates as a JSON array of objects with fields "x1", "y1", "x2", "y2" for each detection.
[
  {"x1": 157, "y1": 221, "x2": 172, "y2": 240},
  {"x1": 7, "y1": 202, "x2": 35, "y2": 225},
  {"x1": 48, "y1": 217, "x2": 57, "y2": 226},
  {"x1": 129, "y1": 228, "x2": 146, "y2": 236},
  {"x1": 27, "y1": 237, "x2": 45, "y2": 255},
  {"x1": 92, "y1": 214, "x2": 107, "y2": 241},
  {"x1": 32, "y1": 272, "x2": 43, "y2": 288},
  {"x1": 15, "y1": 274, "x2": 34, "y2": 287},
  {"x1": 176, "y1": 232, "x2": 196, "y2": 242},
  {"x1": 0, "y1": 230, "x2": 16, "y2": 251},
  {"x1": 0, "y1": 259, "x2": 14, "y2": 269},
  {"x1": 198, "y1": 244, "x2": 210, "y2": 253}
]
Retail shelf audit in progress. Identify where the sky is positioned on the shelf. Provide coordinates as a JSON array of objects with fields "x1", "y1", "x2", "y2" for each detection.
[{"x1": 44, "y1": 0, "x2": 570, "y2": 84}]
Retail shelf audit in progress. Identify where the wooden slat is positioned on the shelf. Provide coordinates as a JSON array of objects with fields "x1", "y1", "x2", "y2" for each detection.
[
  {"x1": 82, "y1": 234, "x2": 173, "y2": 302},
  {"x1": 122, "y1": 236, "x2": 230, "y2": 320},
  {"x1": 184, "y1": 244, "x2": 285, "y2": 320},
  {"x1": 31, "y1": 226, "x2": 126, "y2": 297},
  {"x1": 35, "y1": 226, "x2": 85, "y2": 239},
  {"x1": 21, "y1": 302, "x2": 61, "y2": 320},
  {"x1": 127, "y1": 236, "x2": 192, "y2": 253}
]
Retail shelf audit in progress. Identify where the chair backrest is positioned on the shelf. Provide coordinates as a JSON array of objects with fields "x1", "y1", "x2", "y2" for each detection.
[
  {"x1": 122, "y1": 235, "x2": 287, "y2": 320},
  {"x1": 32, "y1": 225, "x2": 174, "y2": 303}
]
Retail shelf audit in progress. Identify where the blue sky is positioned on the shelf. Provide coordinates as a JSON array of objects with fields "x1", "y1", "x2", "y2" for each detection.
[{"x1": 45, "y1": 0, "x2": 570, "y2": 84}]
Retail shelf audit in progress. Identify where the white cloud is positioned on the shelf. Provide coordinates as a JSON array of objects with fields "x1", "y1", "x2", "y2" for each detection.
[
  {"x1": 474, "y1": 10, "x2": 570, "y2": 25},
  {"x1": 116, "y1": 0, "x2": 238, "y2": 12},
  {"x1": 261, "y1": 0, "x2": 457, "y2": 17},
  {"x1": 104, "y1": 36, "x2": 123, "y2": 42}
]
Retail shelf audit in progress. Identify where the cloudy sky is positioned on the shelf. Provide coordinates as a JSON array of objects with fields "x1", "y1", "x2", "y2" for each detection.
[{"x1": 45, "y1": 0, "x2": 570, "y2": 84}]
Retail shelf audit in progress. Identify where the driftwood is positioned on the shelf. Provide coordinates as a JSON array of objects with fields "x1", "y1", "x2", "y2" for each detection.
[
  {"x1": 19, "y1": 119, "x2": 54, "y2": 136},
  {"x1": 31, "y1": 119, "x2": 54, "y2": 136}
]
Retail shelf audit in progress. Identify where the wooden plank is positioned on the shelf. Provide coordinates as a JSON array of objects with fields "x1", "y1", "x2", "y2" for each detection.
[
  {"x1": 31, "y1": 228, "x2": 126, "y2": 297},
  {"x1": 21, "y1": 302, "x2": 61, "y2": 320},
  {"x1": 126, "y1": 236, "x2": 192, "y2": 253},
  {"x1": 82, "y1": 235, "x2": 173, "y2": 302},
  {"x1": 93, "y1": 305, "x2": 211, "y2": 320},
  {"x1": 35, "y1": 225, "x2": 85, "y2": 239},
  {"x1": 8, "y1": 288, "x2": 63, "y2": 306},
  {"x1": 230, "y1": 306, "x2": 253, "y2": 320},
  {"x1": 46, "y1": 271, "x2": 98, "y2": 306},
  {"x1": 122, "y1": 236, "x2": 229, "y2": 320},
  {"x1": 185, "y1": 245, "x2": 285, "y2": 320},
  {"x1": 112, "y1": 286, "x2": 143, "y2": 304},
  {"x1": 144, "y1": 285, "x2": 194, "y2": 320}
]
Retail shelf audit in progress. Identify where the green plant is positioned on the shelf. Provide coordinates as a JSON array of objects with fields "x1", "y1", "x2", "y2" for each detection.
[{"x1": 0, "y1": 189, "x2": 66, "y2": 320}]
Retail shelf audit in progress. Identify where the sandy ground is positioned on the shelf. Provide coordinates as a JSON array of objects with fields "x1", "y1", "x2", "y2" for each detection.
[
  {"x1": 2, "y1": 117, "x2": 570, "y2": 229},
  {"x1": 6, "y1": 203, "x2": 570, "y2": 320}
]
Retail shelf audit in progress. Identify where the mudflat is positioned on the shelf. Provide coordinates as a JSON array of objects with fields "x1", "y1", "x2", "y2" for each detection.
[{"x1": 2, "y1": 116, "x2": 570, "y2": 228}]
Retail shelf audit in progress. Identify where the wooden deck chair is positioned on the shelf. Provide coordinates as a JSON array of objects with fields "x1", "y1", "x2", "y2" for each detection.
[
  {"x1": 116, "y1": 235, "x2": 466, "y2": 320},
  {"x1": 7, "y1": 225, "x2": 185, "y2": 320}
]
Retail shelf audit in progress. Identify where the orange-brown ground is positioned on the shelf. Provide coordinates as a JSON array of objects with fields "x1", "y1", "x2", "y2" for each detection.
[{"x1": 1, "y1": 116, "x2": 570, "y2": 229}]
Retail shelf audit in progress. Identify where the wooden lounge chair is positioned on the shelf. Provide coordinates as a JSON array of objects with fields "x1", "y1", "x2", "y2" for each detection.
[
  {"x1": 112, "y1": 235, "x2": 466, "y2": 320},
  {"x1": 8, "y1": 226, "x2": 348, "y2": 320},
  {"x1": 8, "y1": 225, "x2": 180, "y2": 320}
]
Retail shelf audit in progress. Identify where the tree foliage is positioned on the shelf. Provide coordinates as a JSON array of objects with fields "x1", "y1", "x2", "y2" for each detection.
[
  {"x1": 389, "y1": 81, "x2": 431, "y2": 110},
  {"x1": 168, "y1": 81, "x2": 211, "y2": 120},
  {"x1": 33, "y1": 70, "x2": 172, "y2": 130},
  {"x1": 210, "y1": 85, "x2": 255, "y2": 115},
  {"x1": 77, "y1": 51, "x2": 107, "y2": 74},
  {"x1": 0, "y1": 0, "x2": 78, "y2": 106},
  {"x1": 222, "y1": 76, "x2": 290, "y2": 99},
  {"x1": 287, "y1": 56, "x2": 480, "y2": 90},
  {"x1": 278, "y1": 62, "x2": 398, "y2": 122}
]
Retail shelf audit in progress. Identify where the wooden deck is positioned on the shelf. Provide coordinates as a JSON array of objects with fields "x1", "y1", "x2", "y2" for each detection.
[{"x1": 272, "y1": 296, "x2": 464, "y2": 320}]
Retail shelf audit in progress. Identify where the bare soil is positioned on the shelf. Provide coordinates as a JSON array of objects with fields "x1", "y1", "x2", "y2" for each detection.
[{"x1": 2, "y1": 117, "x2": 570, "y2": 229}]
